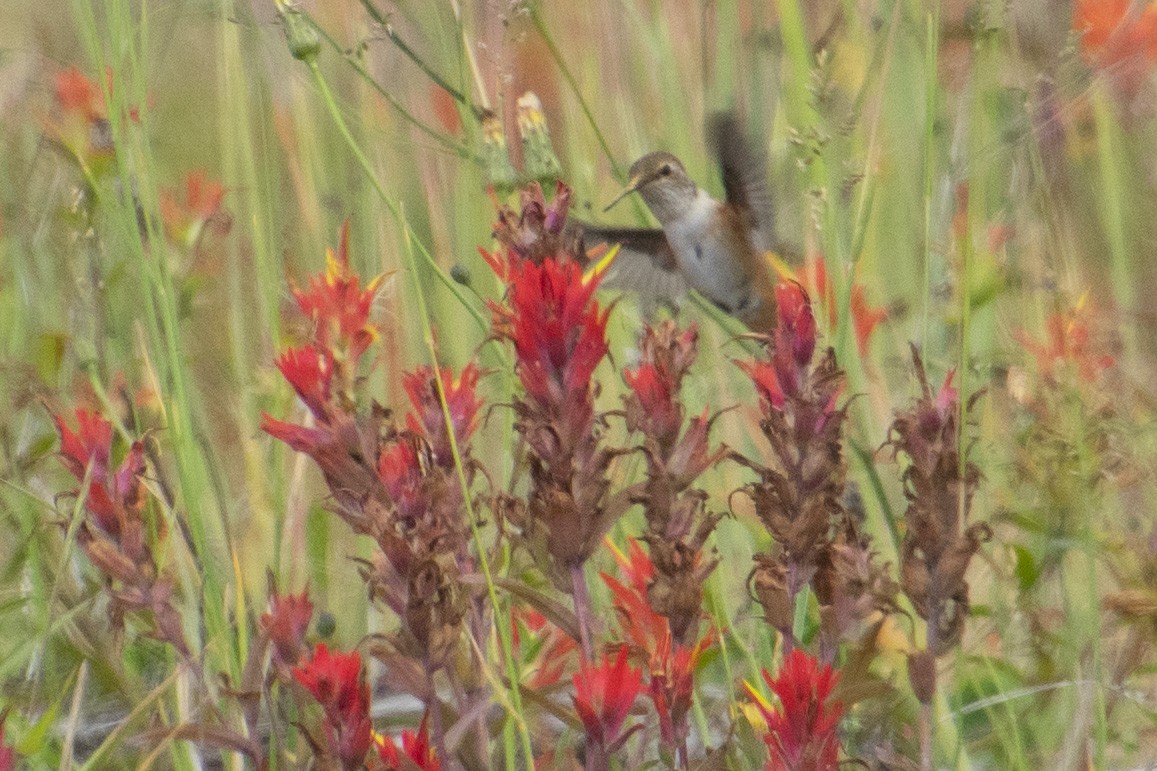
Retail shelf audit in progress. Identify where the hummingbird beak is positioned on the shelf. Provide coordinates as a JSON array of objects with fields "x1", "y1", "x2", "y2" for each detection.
[{"x1": 603, "y1": 175, "x2": 641, "y2": 212}]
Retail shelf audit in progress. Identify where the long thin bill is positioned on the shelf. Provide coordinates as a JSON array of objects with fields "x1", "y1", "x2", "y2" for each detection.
[{"x1": 603, "y1": 178, "x2": 640, "y2": 212}]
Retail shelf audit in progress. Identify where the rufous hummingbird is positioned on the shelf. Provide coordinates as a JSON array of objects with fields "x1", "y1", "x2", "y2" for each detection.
[{"x1": 579, "y1": 113, "x2": 782, "y2": 333}]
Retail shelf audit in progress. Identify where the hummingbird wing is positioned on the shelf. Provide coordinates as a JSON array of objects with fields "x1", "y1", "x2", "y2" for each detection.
[
  {"x1": 707, "y1": 112, "x2": 778, "y2": 256},
  {"x1": 570, "y1": 220, "x2": 691, "y2": 304}
]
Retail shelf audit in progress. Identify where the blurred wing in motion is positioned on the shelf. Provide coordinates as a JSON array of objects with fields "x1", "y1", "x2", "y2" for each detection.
[
  {"x1": 707, "y1": 111, "x2": 778, "y2": 256},
  {"x1": 571, "y1": 220, "x2": 690, "y2": 308}
]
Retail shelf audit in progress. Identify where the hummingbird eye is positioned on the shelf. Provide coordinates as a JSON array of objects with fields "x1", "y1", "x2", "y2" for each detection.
[{"x1": 659, "y1": 164, "x2": 672, "y2": 176}]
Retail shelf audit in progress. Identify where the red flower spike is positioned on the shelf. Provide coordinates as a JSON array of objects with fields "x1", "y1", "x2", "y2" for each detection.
[
  {"x1": 378, "y1": 439, "x2": 429, "y2": 525},
  {"x1": 44, "y1": 67, "x2": 141, "y2": 173},
  {"x1": 293, "y1": 643, "x2": 373, "y2": 770},
  {"x1": 274, "y1": 345, "x2": 334, "y2": 420},
  {"x1": 377, "y1": 712, "x2": 440, "y2": 770},
  {"x1": 402, "y1": 362, "x2": 483, "y2": 462},
  {"x1": 1015, "y1": 303, "x2": 1115, "y2": 385},
  {"x1": 1075, "y1": 0, "x2": 1157, "y2": 87},
  {"x1": 53, "y1": 409, "x2": 146, "y2": 536},
  {"x1": 775, "y1": 282, "x2": 817, "y2": 370},
  {"x1": 261, "y1": 587, "x2": 313, "y2": 665},
  {"x1": 737, "y1": 280, "x2": 849, "y2": 421},
  {"x1": 158, "y1": 169, "x2": 228, "y2": 249},
  {"x1": 573, "y1": 645, "x2": 643, "y2": 748},
  {"x1": 734, "y1": 281, "x2": 818, "y2": 413},
  {"x1": 291, "y1": 222, "x2": 384, "y2": 364},
  {"x1": 849, "y1": 285, "x2": 888, "y2": 356},
  {"x1": 55, "y1": 408, "x2": 112, "y2": 486},
  {"x1": 601, "y1": 539, "x2": 667, "y2": 657},
  {"x1": 778, "y1": 258, "x2": 888, "y2": 358},
  {"x1": 649, "y1": 630, "x2": 714, "y2": 747},
  {"x1": 487, "y1": 252, "x2": 610, "y2": 405},
  {"x1": 293, "y1": 643, "x2": 367, "y2": 718},
  {"x1": 55, "y1": 68, "x2": 102, "y2": 120},
  {"x1": 747, "y1": 649, "x2": 844, "y2": 771},
  {"x1": 624, "y1": 363, "x2": 681, "y2": 443}
]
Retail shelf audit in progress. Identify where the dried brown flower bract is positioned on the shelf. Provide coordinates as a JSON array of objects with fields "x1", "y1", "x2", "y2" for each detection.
[
  {"x1": 886, "y1": 346, "x2": 989, "y2": 658},
  {"x1": 623, "y1": 320, "x2": 726, "y2": 645}
]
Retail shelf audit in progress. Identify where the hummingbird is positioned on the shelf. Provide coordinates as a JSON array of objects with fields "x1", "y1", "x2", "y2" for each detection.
[{"x1": 578, "y1": 112, "x2": 782, "y2": 333}]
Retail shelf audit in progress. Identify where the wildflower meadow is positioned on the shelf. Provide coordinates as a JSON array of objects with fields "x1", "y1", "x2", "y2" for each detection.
[{"x1": 1, "y1": 0, "x2": 1157, "y2": 768}]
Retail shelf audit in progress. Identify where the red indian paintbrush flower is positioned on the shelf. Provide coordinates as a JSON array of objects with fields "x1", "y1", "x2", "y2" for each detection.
[
  {"x1": 42, "y1": 67, "x2": 142, "y2": 177},
  {"x1": 159, "y1": 169, "x2": 228, "y2": 249},
  {"x1": 622, "y1": 323, "x2": 700, "y2": 451},
  {"x1": 620, "y1": 321, "x2": 724, "y2": 656},
  {"x1": 402, "y1": 362, "x2": 483, "y2": 466},
  {"x1": 601, "y1": 538, "x2": 667, "y2": 657},
  {"x1": 54, "y1": 68, "x2": 105, "y2": 121},
  {"x1": 777, "y1": 259, "x2": 887, "y2": 359},
  {"x1": 293, "y1": 643, "x2": 373, "y2": 770},
  {"x1": 1073, "y1": 0, "x2": 1157, "y2": 98},
  {"x1": 261, "y1": 587, "x2": 313, "y2": 666},
  {"x1": 735, "y1": 281, "x2": 818, "y2": 411},
  {"x1": 53, "y1": 408, "x2": 189, "y2": 656},
  {"x1": 1075, "y1": 0, "x2": 1157, "y2": 68},
  {"x1": 485, "y1": 249, "x2": 610, "y2": 408},
  {"x1": 573, "y1": 645, "x2": 643, "y2": 750},
  {"x1": 887, "y1": 347, "x2": 989, "y2": 658},
  {"x1": 601, "y1": 538, "x2": 714, "y2": 751},
  {"x1": 262, "y1": 226, "x2": 392, "y2": 522},
  {"x1": 291, "y1": 221, "x2": 384, "y2": 365},
  {"x1": 746, "y1": 649, "x2": 844, "y2": 771},
  {"x1": 376, "y1": 712, "x2": 440, "y2": 770},
  {"x1": 43, "y1": 68, "x2": 112, "y2": 172},
  {"x1": 735, "y1": 281, "x2": 849, "y2": 640},
  {"x1": 624, "y1": 363, "x2": 679, "y2": 443},
  {"x1": 484, "y1": 183, "x2": 630, "y2": 581},
  {"x1": 648, "y1": 629, "x2": 713, "y2": 749},
  {"x1": 53, "y1": 408, "x2": 146, "y2": 539},
  {"x1": 1014, "y1": 300, "x2": 1115, "y2": 385}
]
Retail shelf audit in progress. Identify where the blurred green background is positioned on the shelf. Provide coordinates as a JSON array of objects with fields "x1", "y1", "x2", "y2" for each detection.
[{"x1": 3, "y1": 0, "x2": 1157, "y2": 766}]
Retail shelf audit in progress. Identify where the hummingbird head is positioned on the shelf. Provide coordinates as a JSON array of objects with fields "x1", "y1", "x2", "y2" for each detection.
[{"x1": 604, "y1": 151, "x2": 698, "y2": 224}]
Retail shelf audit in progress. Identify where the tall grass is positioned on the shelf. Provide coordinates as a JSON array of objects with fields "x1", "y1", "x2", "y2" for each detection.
[{"x1": 1, "y1": 0, "x2": 1156, "y2": 767}]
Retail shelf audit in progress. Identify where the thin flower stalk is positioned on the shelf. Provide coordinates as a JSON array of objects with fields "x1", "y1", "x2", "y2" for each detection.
[
  {"x1": 886, "y1": 347, "x2": 989, "y2": 771},
  {"x1": 622, "y1": 321, "x2": 727, "y2": 647},
  {"x1": 602, "y1": 539, "x2": 714, "y2": 767},
  {"x1": 734, "y1": 282, "x2": 849, "y2": 650},
  {"x1": 263, "y1": 226, "x2": 485, "y2": 762},
  {"x1": 485, "y1": 182, "x2": 636, "y2": 661},
  {"x1": 52, "y1": 408, "x2": 189, "y2": 657}
]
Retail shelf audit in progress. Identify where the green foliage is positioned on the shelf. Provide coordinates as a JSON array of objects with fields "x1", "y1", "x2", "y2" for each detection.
[{"x1": 1, "y1": 0, "x2": 1157, "y2": 767}]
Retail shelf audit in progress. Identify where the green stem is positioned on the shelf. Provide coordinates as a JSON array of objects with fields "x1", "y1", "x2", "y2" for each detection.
[
  {"x1": 359, "y1": 0, "x2": 485, "y2": 119},
  {"x1": 305, "y1": 11, "x2": 480, "y2": 161},
  {"x1": 528, "y1": 5, "x2": 624, "y2": 179},
  {"x1": 304, "y1": 60, "x2": 492, "y2": 336}
]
